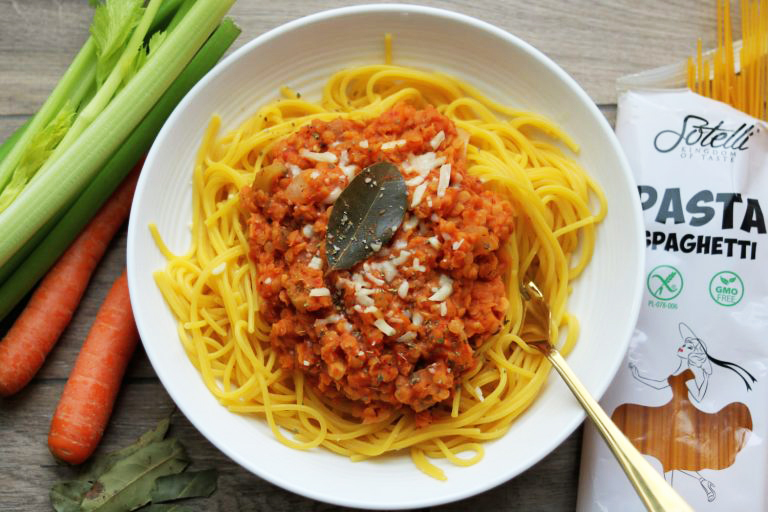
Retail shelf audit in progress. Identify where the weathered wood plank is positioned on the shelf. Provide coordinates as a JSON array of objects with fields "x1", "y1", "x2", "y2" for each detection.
[{"x1": 0, "y1": 0, "x2": 738, "y2": 111}]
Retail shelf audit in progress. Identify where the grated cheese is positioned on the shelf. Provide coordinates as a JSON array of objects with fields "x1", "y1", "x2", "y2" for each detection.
[
  {"x1": 429, "y1": 274, "x2": 454, "y2": 301},
  {"x1": 211, "y1": 262, "x2": 226, "y2": 275},
  {"x1": 411, "y1": 258, "x2": 427, "y2": 272},
  {"x1": 315, "y1": 314, "x2": 341, "y2": 326},
  {"x1": 398, "y1": 280, "x2": 410, "y2": 298},
  {"x1": 308, "y1": 257, "x2": 323, "y2": 270},
  {"x1": 381, "y1": 139, "x2": 407, "y2": 150},
  {"x1": 391, "y1": 250, "x2": 411, "y2": 266},
  {"x1": 324, "y1": 186, "x2": 342, "y2": 204},
  {"x1": 397, "y1": 331, "x2": 417, "y2": 342},
  {"x1": 374, "y1": 260, "x2": 398, "y2": 281},
  {"x1": 403, "y1": 216, "x2": 419, "y2": 231},
  {"x1": 411, "y1": 182, "x2": 428, "y2": 207},
  {"x1": 302, "y1": 224, "x2": 314, "y2": 238},
  {"x1": 359, "y1": 139, "x2": 369, "y2": 149},
  {"x1": 374, "y1": 318, "x2": 396, "y2": 336},
  {"x1": 403, "y1": 152, "x2": 445, "y2": 175},
  {"x1": 430, "y1": 130, "x2": 445, "y2": 150},
  {"x1": 356, "y1": 292, "x2": 375, "y2": 307},
  {"x1": 412, "y1": 312, "x2": 423, "y2": 326},
  {"x1": 440, "y1": 302, "x2": 448, "y2": 316},
  {"x1": 428, "y1": 236, "x2": 440, "y2": 248},
  {"x1": 365, "y1": 272, "x2": 385, "y2": 286},
  {"x1": 437, "y1": 164, "x2": 451, "y2": 197},
  {"x1": 299, "y1": 149, "x2": 337, "y2": 163},
  {"x1": 339, "y1": 150, "x2": 357, "y2": 181},
  {"x1": 309, "y1": 287, "x2": 331, "y2": 297},
  {"x1": 452, "y1": 239, "x2": 464, "y2": 250},
  {"x1": 405, "y1": 174, "x2": 426, "y2": 187}
]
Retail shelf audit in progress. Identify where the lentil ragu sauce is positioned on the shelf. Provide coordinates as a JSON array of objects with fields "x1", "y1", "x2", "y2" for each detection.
[{"x1": 241, "y1": 103, "x2": 514, "y2": 425}]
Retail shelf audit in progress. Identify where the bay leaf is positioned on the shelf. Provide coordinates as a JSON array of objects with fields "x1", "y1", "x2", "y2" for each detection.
[
  {"x1": 79, "y1": 438, "x2": 190, "y2": 512},
  {"x1": 51, "y1": 480, "x2": 93, "y2": 512},
  {"x1": 51, "y1": 416, "x2": 172, "y2": 511},
  {"x1": 149, "y1": 469, "x2": 218, "y2": 503},
  {"x1": 83, "y1": 416, "x2": 171, "y2": 482},
  {"x1": 140, "y1": 505, "x2": 193, "y2": 512},
  {"x1": 326, "y1": 162, "x2": 407, "y2": 270}
]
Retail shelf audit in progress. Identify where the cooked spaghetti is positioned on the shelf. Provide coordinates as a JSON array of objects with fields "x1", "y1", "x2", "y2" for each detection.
[{"x1": 151, "y1": 55, "x2": 606, "y2": 479}]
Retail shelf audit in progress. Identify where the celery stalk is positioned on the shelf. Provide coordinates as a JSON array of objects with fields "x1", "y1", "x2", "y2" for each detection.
[
  {"x1": 45, "y1": 0, "x2": 163, "y2": 163},
  {"x1": 165, "y1": 0, "x2": 196, "y2": 33},
  {"x1": 0, "y1": 0, "x2": 235, "y2": 268},
  {"x1": 0, "y1": 0, "x2": 187, "y2": 211},
  {"x1": 0, "y1": 19, "x2": 242, "y2": 320},
  {"x1": 0, "y1": 40, "x2": 96, "y2": 194}
]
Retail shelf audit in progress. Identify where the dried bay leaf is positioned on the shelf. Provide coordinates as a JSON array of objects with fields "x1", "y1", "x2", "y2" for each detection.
[
  {"x1": 84, "y1": 417, "x2": 171, "y2": 481},
  {"x1": 51, "y1": 417, "x2": 172, "y2": 512},
  {"x1": 326, "y1": 162, "x2": 407, "y2": 270},
  {"x1": 140, "y1": 505, "x2": 193, "y2": 512},
  {"x1": 50, "y1": 417, "x2": 222, "y2": 512},
  {"x1": 79, "y1": 438, "x2": 190, "y2": 512},
  {"x1": 150, "y1": 469, "x2": 218, "y2": 503},
  {"x1": 51, "y1": 480, "x2": 93, "y2": 512}
]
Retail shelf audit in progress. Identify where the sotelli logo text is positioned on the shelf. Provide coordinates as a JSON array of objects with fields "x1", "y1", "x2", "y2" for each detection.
[{"x1": 653, "y1": 114, "x2": 756, "y2": 154}]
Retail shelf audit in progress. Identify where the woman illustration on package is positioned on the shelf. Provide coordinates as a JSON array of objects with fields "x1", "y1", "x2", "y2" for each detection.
[{"x1": 611, "y1": 322, "x2": 755, "y2": 503}]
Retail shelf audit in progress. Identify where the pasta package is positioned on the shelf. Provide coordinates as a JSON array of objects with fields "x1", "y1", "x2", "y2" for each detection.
[{"x1": 577, "y1": 88, "x2": 768, "y2": 510}]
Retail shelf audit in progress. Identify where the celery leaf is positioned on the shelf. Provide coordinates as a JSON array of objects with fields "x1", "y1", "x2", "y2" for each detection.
[
  {"x1": 130, "y1": 30, "x2": 167, "y2": 82},
  {"x1": 0, "y1": 105, "x2": 74, "y2": 212},
  {"x1": 90, "y1": 0, "x2": 143, "y2": 87}
]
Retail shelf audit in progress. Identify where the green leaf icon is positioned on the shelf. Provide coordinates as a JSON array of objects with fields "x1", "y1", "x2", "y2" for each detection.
[
  {"x1": 720, "y1": 276, "x2": 729, "y2": 285},
  {"x1": 729, "y1": 277, "x2": 737, "y2": 283}
]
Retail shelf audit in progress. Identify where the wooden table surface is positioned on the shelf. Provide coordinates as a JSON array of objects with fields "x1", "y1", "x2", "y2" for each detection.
[{"x1": 0, "y1": 1, "x2": 734, "y2": 510}]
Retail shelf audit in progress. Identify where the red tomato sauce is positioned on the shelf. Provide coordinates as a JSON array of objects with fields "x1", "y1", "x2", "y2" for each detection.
[{"x1": 242, "y1": 103, "x2": 514, "y2": 425}]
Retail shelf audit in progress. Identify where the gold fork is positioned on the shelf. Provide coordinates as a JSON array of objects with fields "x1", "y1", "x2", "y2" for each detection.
[{"x1": 520, "y1": 280, "x2": 693, "y2": 512}]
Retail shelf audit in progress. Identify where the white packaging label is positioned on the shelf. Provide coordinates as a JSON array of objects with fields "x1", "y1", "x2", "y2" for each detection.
[{"x1": 577, "y1": 90, "x2": 768, "y2": 511}]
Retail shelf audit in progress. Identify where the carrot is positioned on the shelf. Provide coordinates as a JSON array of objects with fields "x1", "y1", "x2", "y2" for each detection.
[
  {"x1": 0, "y1": 162, "x2": 140, "y2": 397},
  {"x1": 48, "y1": 270, "x2": 139, "y2": 465}
]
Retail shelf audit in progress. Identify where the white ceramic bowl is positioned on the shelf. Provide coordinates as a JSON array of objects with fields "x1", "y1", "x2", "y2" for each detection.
[{"x1": 127, "y1": 4, "x2": 644, "y2": 509}]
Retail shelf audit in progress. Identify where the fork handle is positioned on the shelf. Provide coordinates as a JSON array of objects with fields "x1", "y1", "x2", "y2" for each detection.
[{"x1": 546, "y1": 350, "x2": 693, "y2": 512}]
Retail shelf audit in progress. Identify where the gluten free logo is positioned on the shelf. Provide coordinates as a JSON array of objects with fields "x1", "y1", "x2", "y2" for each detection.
[
  {"x1": 709, "y1": 271, "x2": 744, "y2": 307},
  {"x1": 647, "y1": 265, "x2": 683, "y2": 300}
]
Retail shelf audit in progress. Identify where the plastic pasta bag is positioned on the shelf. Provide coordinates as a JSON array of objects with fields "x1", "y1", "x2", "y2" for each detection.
[{"x1": 576, "y1": 11, "x2": 768, "y2": 510}]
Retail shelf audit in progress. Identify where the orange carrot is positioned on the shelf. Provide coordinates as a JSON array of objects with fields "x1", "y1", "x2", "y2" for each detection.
[
  {"x1": 0, "y1": 164, "x2": 140, "y2": 397},
  {"x1": 48, "y1": 270, "x2": 139, "y2": 464}
]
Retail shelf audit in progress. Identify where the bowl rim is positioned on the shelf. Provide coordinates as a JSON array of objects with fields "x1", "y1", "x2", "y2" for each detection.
[{"x1": 127, "y1": 3, "x2": 644, "y2": 509}]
